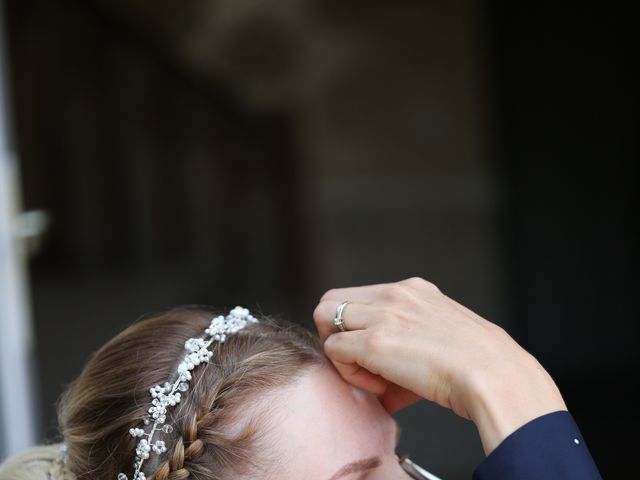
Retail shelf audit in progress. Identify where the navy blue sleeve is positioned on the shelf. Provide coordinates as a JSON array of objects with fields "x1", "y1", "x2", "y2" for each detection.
[{"x1": 472, "y1": 410, "x2": 602, "y2": 480}]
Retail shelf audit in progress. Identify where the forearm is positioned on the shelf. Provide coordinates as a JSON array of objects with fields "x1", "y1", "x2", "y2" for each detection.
[{"x1": 466, "y1": 354, "x2": 568, "y2": 455}]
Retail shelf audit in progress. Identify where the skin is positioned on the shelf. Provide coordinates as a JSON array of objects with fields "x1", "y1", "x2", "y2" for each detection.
[
  {"x1": 312, "y1": 277, "x2": 568, "y2": 456},
  {"x1": 267, "y1": 363, "x2": 411, "y2": 480}
]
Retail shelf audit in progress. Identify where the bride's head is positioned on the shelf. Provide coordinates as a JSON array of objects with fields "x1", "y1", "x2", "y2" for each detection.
[{"x1": 0, "y1": 306, "x2": 405, "y2": 480}]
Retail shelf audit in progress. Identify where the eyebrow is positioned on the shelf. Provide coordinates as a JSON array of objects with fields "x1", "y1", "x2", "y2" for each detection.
[
  {"x1": 327, "y1": 419, "x2": 401, "y2": 480},
  {"x1": 327, "y1": 457, "x2": 381, "y2": 480}
]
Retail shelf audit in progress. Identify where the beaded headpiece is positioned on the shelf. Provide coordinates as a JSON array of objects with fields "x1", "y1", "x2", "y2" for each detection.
[{"x1": 117, "y1": 306, "x2": 258, "y2": 480}]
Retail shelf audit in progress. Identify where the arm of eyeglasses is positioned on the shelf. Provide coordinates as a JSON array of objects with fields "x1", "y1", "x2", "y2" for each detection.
[{"x1": 399, "y1": 455, "x2": 443, "y2": 480}]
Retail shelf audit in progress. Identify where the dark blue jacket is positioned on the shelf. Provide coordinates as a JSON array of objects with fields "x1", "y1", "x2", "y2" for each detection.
[{"x1": 472, "y1": 411, "x2": 602, "y2": 479}]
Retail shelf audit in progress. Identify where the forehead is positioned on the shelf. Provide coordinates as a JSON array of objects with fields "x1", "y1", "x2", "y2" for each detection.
[{"x1": 267, "y1": 365, "x2": 394, "y2": 480}]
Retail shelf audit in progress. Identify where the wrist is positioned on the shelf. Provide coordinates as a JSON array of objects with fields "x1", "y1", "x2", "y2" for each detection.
[{"x1": 465, "y1": 354, "x2": 567, "y2": 455}]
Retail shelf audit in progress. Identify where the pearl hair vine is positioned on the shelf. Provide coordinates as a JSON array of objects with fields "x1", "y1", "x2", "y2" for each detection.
[{"x1": 117, "y1": 306, "x2": 259, "y2": 480}]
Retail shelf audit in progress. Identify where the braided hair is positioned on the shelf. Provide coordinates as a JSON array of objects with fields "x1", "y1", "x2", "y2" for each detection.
[{"x1": 2, "y1": 306, "x2": 326, "y2": 480}]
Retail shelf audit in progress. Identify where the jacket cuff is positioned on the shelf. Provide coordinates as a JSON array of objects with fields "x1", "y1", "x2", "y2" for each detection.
[{"x1": 472, "y1": 410, "x2": 602, "y2": 480}]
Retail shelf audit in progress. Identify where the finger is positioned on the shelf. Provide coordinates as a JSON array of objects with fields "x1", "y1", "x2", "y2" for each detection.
[
  {"x1": 321, "y1": 277, "x2": 441, "y2": 305},
  {"x1": 324, "y1": 331, "x2": 422, "y2": 408},
  {"x1": 378, "y1": 384, "x2": 422, "y2": 414},
  {"x1": 342, "y1": 365, "x2": 388, "y2": 395},
  {"x1": 319, "y1": 282, "x2": 397, "y2": 304},
  {"x1": 323, "y1": 331, "x2": 388, "y2": 394},
  {"x1": 322, "y1": 329, "x2": 370, "y2": 366},
  {"x1": 313, "y1": 301, "x2": 379, "y2": 341},
  {"x1": 397, "y1": 276, "x2": 442, "y2": 298},
  {"x1": 398, "y1": 278, "x2": 488, "y2": 328}
]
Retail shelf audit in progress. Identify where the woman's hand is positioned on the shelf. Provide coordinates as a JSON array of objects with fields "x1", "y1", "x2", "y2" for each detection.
[{"x1": 313, "y1": 277, "x2": 567, "y2": 455}]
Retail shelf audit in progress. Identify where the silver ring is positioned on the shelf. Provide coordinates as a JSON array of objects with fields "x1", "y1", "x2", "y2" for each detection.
[{"x1": 334, "y1": 301, "x2": 351, "y2": 332}]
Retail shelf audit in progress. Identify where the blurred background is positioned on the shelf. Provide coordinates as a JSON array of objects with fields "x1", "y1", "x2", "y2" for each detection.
[{"x1": 0, "y1": 0, "x2": 636, "y2": 478}]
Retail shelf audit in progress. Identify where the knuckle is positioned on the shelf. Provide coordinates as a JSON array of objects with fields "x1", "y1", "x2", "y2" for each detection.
[
  {"x1": 312, "y1": 302, "x2": 325, "y2": 323},
  {"x1": 320, "y1": 288, "x2": 339, "y2": 302},
  {"x1": 423, "y1": 280, "x2": 441, "y2": 294},
  {"x1": 384, "y1": 284, "x2": 409, "y2": 302},
  {"x1": 313, "y1": 301, "x2": 332, "y2": 327},
  {"x1": 400, "y1": 276, "x2": 440, "y2": 294},
  {"x1": 402, "y1": 276, "x2": 428, "y2": 288}
]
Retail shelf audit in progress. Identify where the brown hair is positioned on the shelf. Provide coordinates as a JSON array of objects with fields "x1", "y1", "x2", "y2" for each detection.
[{"x1": 1, "y1": 305, "x2": 327, "y2": 480}]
